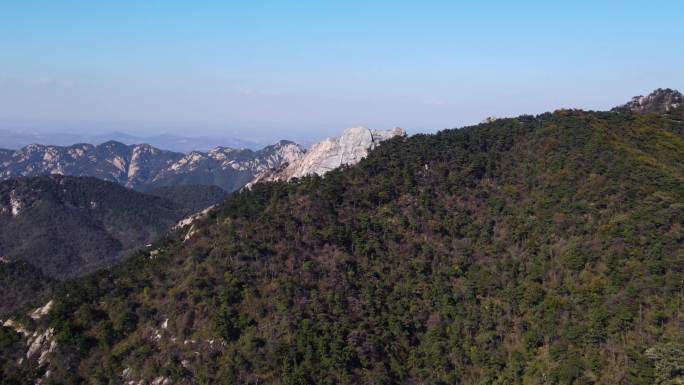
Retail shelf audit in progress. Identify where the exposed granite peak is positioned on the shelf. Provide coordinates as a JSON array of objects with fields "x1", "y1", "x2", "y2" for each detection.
[
  {"x1": 614, "y1": 88, "x2": 683, "y2": 114},
  {"x1": 248, "y1": 127, "x2": 406, "y2": 187}
]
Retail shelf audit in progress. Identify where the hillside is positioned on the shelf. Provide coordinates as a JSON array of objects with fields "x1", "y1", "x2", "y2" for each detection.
[
  {"x1": 0, "y1": 175, "x2": 191, "y2": 279},
  {"x1": 0, "y1": 176, "x2": 231, "y2": 319},
  {"x1": 3, "y1": 99, "x2": 684, "y2": 384},
  {"x1": 0, "y1": 261, "x2": 56, "y2": 319}
]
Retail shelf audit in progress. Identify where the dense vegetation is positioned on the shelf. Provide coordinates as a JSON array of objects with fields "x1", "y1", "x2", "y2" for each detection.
[
  {"x1": 0, "y1": 176, "x2": 228, "y2": 318},
  {"x1": 0, "y1": 261, "x2": 55, "y2": 318},
  {"x1": 3, "y1": 107, "x2": 684, "y2": 384},
  {"x1": 0, "y1": 175, "x2": 184, "y2": 279}
]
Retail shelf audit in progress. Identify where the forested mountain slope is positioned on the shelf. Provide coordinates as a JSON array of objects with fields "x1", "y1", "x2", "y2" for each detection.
[
  {"x1": 0, "y1": 261, "x2": 56, "y2": 319},
  {"x1": 0, "y1": 175, "x2": 188, "y2": 280},
  {"x1": 0, "y1": 176, "x2": 231, "y2": 319},
  {"x1": 3, "y1": 105, "x2": 684, "y2": 384}
]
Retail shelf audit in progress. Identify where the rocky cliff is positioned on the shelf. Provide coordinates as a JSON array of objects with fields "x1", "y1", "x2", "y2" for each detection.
[
  {"x1": 614, "y1": 88, "x2": 683, "y2": 114},
  {"x1": 249, "y1": 127, "x2": 406, "y2": 186}
]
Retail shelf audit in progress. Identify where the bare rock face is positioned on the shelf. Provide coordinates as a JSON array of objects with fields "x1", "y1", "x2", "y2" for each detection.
[
  {"x1": 249, "y1": 127, "x2": 405, "y2": 186},
  {"x1": 615, "y1": 88, "x2": 683, "y2": 114}
]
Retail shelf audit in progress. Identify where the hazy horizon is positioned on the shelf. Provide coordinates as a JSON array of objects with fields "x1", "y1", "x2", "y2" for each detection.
[{"x1": 1, "y1": 1, "x2": 683, "y2": 146}]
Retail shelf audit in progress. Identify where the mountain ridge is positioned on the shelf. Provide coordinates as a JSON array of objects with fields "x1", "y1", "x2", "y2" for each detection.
[{"x1": 0, "y1": 140, "x2": 304, "y2": 192}]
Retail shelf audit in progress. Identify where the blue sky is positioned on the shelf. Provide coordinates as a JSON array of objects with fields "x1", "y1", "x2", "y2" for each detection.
[{"x1": 0, "y1": 0, "x2": 682, "y2": 143}]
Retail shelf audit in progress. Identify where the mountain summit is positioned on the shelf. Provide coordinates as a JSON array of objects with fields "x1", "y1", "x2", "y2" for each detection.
[
  {"x1": 248, "y1": 127, "x2": 406, "y2": 186},
  {"x1": 614, "y1": 88, "x2": 683, "y2": 114},
  {"x1": 282, "y1": 127, "x2": 406, "y2": 179}
]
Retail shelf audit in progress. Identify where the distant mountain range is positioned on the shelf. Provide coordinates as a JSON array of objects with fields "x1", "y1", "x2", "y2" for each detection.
[
  {"x1": 0, "y1": 127, "x2": 407, "y2": 193},
  {"x1": 0, "y1": 140, "x2": 304, "y2": 192}
]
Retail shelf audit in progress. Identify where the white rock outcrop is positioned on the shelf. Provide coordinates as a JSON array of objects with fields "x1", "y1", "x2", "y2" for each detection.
[
  {"x1": 616, "y1": 88, "x2": 683, "y2": 114},
  {"x1": 173, "y1": 205, "x2": 216, "y2": 230},
  {"x1": 30, "y1": 300, "x2": 54, "y2": 320},
  {"x1": 2, "y1": 314, "x2": 57, "y2": 382},
  {"x1": 27, "y1": 328, "x2": 54, "y2": 360},
  {"x1": 2, "y1": 319, "x2": 30, "y2": 337},
  {"x1": 249, "y1": 127, "x2": 405, "y2": 186},
  {"x1": 9, "y1": 189, "x2": 22, "y2": 217},
  {"x1": 151, "y1": 376, "x2": 172, "y2": 385}
]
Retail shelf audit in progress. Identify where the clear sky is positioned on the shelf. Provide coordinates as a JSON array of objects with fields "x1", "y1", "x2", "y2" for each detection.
[{"x1": 1, "y1": 0, "x2": 682, "y2": 143}]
